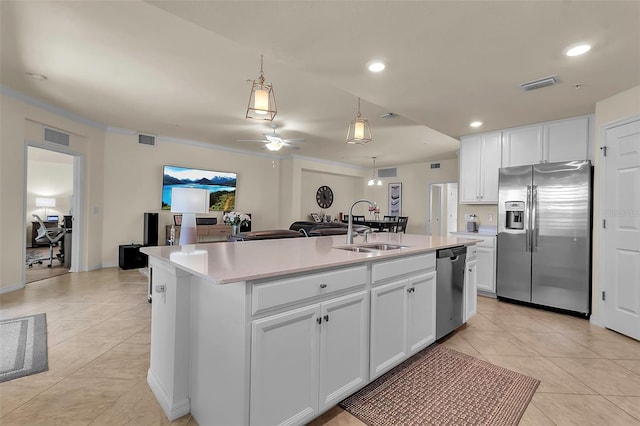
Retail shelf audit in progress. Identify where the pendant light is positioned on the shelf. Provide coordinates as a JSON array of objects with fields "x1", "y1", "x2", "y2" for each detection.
[
  {"x1": 367, "y1": 157, "x2": 382, "y2": 186},
  {"x1": 246, "y1": 55, "x2": 277, "y2": 121},
  {"x1": 346, "y1": 97, "x2": 372, "y2": 144}
]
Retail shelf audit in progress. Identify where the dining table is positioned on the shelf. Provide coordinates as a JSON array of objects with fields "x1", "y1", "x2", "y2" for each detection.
[{"x1": 341, "y1": 218, "x2": 399, "y2": 232}]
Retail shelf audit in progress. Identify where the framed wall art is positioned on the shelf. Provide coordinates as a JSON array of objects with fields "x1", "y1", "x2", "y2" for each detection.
[{"x1": 388, "y1": 182, "x2": 402, "y2": 216}]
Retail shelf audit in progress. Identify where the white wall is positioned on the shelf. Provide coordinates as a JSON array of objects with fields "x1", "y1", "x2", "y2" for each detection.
[{"x1": 301, "y1": 170, "x2": 361, "y2": 222}]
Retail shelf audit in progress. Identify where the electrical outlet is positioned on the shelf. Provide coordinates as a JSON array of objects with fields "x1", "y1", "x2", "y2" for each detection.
[{"x1": 488, "y1": 214, "x2": 494, "y2": 222}]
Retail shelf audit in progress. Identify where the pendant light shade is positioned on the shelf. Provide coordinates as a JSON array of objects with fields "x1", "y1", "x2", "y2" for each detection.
[
  {"x1": 367, "y1": 157, "x2": 382, "y2": 186},
  {"x1": 246, "y1": 55, "x2": 277, "y2": 121},
  {"x1": 346, "y1": 97, "x2": 372, "y2": 144}
]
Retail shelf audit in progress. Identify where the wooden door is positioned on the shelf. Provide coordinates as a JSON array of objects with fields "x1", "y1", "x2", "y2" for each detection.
[{"x1": 602, "y1": 118, "x2": 640, "y2": 340}]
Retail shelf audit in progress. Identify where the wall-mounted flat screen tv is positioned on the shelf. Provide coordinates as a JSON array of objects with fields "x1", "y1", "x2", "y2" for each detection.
[{"x1": 162, "y1": 165, "x2": 236, "y2": 211}]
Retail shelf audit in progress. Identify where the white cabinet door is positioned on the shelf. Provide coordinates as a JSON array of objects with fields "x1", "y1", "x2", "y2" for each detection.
[
  {"x1": 459, "y1": 134, "x2": 481, "y2": 203},
  {"x1": 480, "y1": 132, "x2": 501, "y2": 203},
  {"x1": 460, "y1": 132, "x2": 501, "y2": 204},
  {"x1": 318, "y1": 291, "x2": 368, "y2": 411},
  {"x1": 544, "y1": 116, "x2": 590, "y2": 163},
  {"x1": 250, "y1": 305, "x2": 320, "y2": 426},
  {"x1": 370, "y1": 279, "x2": 408, "y2": 379},
  {"x1": 465, "y1": 259, "x2": 478, "y2": 320},
  {"x1": 407, "y1": 271, "x2": 437, "y2": 354},
  {"x1": 502, "y1": 125, "x2": 543, "y2": 167},
  {"x1": 476, "y1": 246, "x2": 496, "y2": 293}
]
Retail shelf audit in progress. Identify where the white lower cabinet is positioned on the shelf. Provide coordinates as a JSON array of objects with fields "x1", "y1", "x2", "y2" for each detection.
[
  {"x1": 465, "y1": 254, "x2": 478, "y2": 321},
  {"x1": 370, "y1": 271, "x2": 436, "y2": 379},
  {"x1": 250, "y1": 291, "x2": 368, "y2": 426},
  {"x1": 476, "y1": 245, "x2": 495, "y2": 294}
]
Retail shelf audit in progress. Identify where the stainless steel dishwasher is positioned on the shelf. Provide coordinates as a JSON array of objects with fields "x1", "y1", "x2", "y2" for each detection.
[{"x1": 436, "y1": 246, "x2": 467, "y2": 339}]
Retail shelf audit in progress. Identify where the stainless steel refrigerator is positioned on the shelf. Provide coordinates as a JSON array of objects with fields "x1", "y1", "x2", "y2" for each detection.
[{"x1": 496, "y1": 160, "x2": 592, "y2": 315}]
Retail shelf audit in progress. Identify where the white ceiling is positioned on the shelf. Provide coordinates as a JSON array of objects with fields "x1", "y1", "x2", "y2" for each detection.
[{"x1": 2, "y1": 1, "x2": 639, "y2": 168}]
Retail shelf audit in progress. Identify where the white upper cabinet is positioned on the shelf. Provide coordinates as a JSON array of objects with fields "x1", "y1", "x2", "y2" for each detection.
[
  {"x1": 459, "y1": 132, "x2": 501, "y2": 204},
  {"x1": 502, "y1": 115, "x2": 592, "y2": 167}
]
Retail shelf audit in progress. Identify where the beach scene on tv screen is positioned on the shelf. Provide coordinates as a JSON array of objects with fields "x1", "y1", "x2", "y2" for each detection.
[{"x1": 162, "y1": 165, "x2": 236, "y2": 211}]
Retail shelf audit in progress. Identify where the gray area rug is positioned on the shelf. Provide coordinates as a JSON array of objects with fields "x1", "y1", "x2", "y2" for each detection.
[
  {"x1": 0, "y1": 313, "x2": 48, "y2": 383},
  {"x1": 341, "y1": 345, "x2": 540, "y2": 426}
]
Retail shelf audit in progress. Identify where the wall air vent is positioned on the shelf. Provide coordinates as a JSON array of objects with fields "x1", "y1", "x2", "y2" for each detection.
[
  {"x1": 377, "y1": 167, "x2": 397, "y2": 178},
  {"x1": 520, "y1": 75, "x2": 559, "y2": 91},
  {"x1": 430, "y1": 163, "x2": 441, "y2": 169},
  {"x1": 138, "y1": 133, "x2": 156, "y2": 146},
  {"x1": 43, "y1": 127, "x2": 70, "y2": 146}
]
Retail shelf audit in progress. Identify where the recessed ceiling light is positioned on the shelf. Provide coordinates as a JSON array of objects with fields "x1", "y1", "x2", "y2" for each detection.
[
  {"x1": 470, "y1": 121, "x2": 483, "y2": 128},
  {"x1": 25, "y1": 72, "x2": 47, "y2": 80},
  {"x1": 565, "y1": 44, "x2": 591, "y2": 57},
  {"x1": 367, "y1": 61, "x2": 386, "y2": 73}
]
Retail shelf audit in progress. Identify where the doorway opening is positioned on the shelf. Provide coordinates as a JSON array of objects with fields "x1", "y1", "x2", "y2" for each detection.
[
  {"x1": 25, "y1": 145, "x2": 82, "y2": 284},
  {"x1": 426, "y1": 182, "x2": 458, "y2": 236}
]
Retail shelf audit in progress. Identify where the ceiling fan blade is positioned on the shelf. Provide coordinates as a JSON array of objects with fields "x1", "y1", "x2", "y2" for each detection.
[
  {"x1": 236, "y1": 139, "x2": 269, "y2": 143},
  {"x1": 283, "y1": 138, "x2": 306, "y2": 143}
]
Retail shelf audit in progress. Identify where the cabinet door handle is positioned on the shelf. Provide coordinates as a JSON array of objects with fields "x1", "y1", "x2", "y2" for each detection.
[
  {"x1": 469, "y1": 269, "x2": 472, "y2": 272},
  {"x1": 323, "y1": 315, "x2": 329, "y2": 322},
  {"x1": 316, "y1": 317, "x2": 322, "y2": 325},
  {"x1": 319, "y1": 283, "x2": 327, "y2": 289}
]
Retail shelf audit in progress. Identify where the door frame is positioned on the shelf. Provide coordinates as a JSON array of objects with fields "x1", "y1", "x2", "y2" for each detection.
[
  {"x1": 23, "y1": 141, "x2": 84, "y2": 283},
  {"x1": 596, "y1": 114, "x2": 640, "y2": 328},
  {"x1": 426, "y1": 181, "x2": 458, "y2": 236}
]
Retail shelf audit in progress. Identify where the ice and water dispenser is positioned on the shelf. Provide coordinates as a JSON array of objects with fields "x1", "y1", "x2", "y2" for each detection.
[{"x1": 505, "y1": 201, "x2": 525, "y2": 230}]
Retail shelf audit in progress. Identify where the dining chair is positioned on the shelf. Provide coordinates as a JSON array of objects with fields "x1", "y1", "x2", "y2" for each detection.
[{"x1": 396, "y1": 216, "x2": 408, "y2": 233}]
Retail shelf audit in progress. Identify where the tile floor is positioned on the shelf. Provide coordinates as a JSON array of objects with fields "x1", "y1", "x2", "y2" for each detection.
[{"x1": 1, "y1": 268, "x2": 639, "y2": 425}]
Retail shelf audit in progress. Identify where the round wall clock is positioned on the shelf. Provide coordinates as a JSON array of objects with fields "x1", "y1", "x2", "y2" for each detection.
[{"x1": 316, "y1": 185, "x2": 334, "y2": 209}]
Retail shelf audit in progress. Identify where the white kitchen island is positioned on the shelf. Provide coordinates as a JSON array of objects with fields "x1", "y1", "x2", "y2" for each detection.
[{"x1": 142, "y1": 233, "x2": 478, "y2": 426}]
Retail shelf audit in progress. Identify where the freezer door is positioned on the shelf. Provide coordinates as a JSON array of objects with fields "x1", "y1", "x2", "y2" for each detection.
[
  {"x1": 531, "y1": 161, "x2": 592, "y2": 314},
  {"x1": 497, "y1": 165, "x2": 532, "y2": 302}
]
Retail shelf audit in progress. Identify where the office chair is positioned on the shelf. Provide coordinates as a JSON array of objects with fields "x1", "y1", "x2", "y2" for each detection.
[{"x1": 31, "y1": 214, "x2": 65, "y2": 267}]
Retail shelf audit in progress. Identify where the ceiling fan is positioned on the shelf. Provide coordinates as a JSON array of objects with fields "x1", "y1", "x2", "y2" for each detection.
[{"x1": 236, "y1": 126, "x2": 305, "y2": 151}]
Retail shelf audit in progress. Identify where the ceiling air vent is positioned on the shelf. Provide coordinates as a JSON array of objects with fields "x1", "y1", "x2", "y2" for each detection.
[
  {"x1": 138, "y1": 133, "x2": 156, "y2": 146},
  {"x1": 43, "y1": 127, "x2": 70, "y2": 146},
  {"x1": 520, "y1": 75, "x2": 559, "y2": 91},
  {"x1": 377, "y1": 167, "x2": 397, "y2": 178}
]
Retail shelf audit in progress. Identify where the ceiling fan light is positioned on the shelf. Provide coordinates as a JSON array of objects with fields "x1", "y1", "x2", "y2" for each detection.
[
  {"x1": 265, "y1": 141, "x2": 283, "y2": 151},
  {"x1": 246, "y1": 55, "x2": 277, "y2": 121}
]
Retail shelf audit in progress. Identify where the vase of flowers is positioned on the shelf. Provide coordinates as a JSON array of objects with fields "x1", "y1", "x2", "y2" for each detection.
[{"x1": 223, "y1": 211, "x2": 251, "y2": 235}]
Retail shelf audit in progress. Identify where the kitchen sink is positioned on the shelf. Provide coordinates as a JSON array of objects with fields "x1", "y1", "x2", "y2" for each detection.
[
  {"x1": 333, "y1": 246, "x2": 377, "y2": 253},
  {"x1": 333, "y1": 243, "x2": 408, "y2": 253},
  {"x1": 359, "y1": 243, "x2": 408, "y2": 251}
]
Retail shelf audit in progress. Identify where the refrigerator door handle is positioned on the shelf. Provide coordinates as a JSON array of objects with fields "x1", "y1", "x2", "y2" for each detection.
[
  {"x1": 526, "y1": 185, "x2": 532, "y2": 252},
  {"x1": 531, "y1": 185, "x2": 538, "y2": 251}
]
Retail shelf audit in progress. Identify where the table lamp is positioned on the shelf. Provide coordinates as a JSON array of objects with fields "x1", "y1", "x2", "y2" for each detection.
[
  {"x1": 171, "y1": 187, "x2": 209, "y2": 245},
  {"x1": 35, "y1": 197, "x2": 56, "y2": 218}
]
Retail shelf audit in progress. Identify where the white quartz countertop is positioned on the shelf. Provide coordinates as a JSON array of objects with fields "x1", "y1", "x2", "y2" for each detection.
[{"x1": 141, "y1": 233, "x2": 480, "y2": 284}]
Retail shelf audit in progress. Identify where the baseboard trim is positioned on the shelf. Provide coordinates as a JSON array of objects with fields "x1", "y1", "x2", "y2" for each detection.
[
  {"x1": 147, "y1": 369, "x2": 190, "y2": 421},
  {"x1": 0, "y1": 282, "x2": 25, "y2": 294}
]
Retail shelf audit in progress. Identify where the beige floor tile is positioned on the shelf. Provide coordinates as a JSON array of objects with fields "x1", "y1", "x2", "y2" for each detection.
[
  {"x1": 66, "y1": 317, "x2": 150, "y2": 343},
  {"x1": 532, "y1": 393, "x2": 640, "y2": 425},
  {"x1": 72, "y1": 342, "x2": 150, "y2": 380},
  {"x1": 89, "y1": 379, "x2": 192, "y2": 425},
  {"x1": 439, "y1": 331, "x2": 482, "y2": 356},
  {"x1": 307, "y1": 406, "x2": 366, "y2": 426},
  {"x1": 614, "y1": 359, "x2": 640, "y2": 376},
  {"x1": 464, "y1": 313, "x2": 504, "y2": 331},
  {"x1": 124, "y1": 324, "x2": 151, "y2": 345},
  {"x1": 482, "y1": 314, "x2": 554, "y2": 332},
  {"x1": 605, "y1": 396, "x2": 640, "y2": 422},
  {"x1": 457, "y1": 330, "x2": 542, "y2": 356},
  {"x1": 518, "y1": 400, "x2": 555, "y2": 426},
  {"x1": 45, "y1": 318, "x2": 105, "y2": 347},
  {"x1": 0, "y1": 376, "x2": 63, "y2": 417},
  {"x1": 508, "y1": 331, "x2": 601, "y2": 358},
  {"x1": 42, "y1": 340, "x2": 120, "y2": 377},
  {"x1": 483, "y1": 355, "x2": 595, "y2": 394},
  {"x1": 549, "y1": 357, "x2": 640, "y2": 396},
  {"x1": 0, "y1": 376, "x2": 138, "y2": 425},
  {"x1": 562, "y1": 331, "x2": 640, "y2": 359}
]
